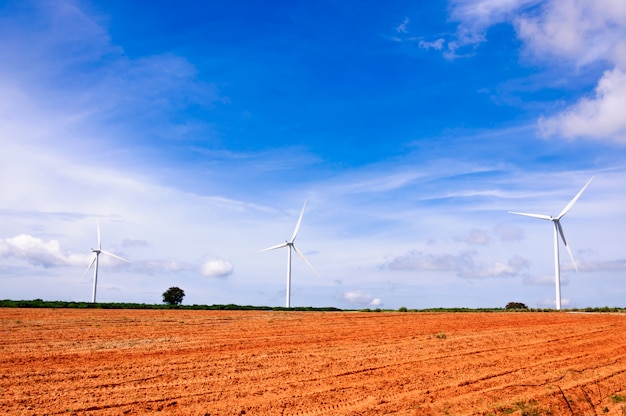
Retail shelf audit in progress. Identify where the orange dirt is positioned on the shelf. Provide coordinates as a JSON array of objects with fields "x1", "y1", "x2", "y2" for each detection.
[{"x1": 1, "y1": 309, "x2": 625, "y2": 415}]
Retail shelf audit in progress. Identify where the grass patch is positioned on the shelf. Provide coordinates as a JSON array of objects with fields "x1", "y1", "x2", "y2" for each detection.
[{"x1": 611, "y1": 394, "x2": 626, "y2": 403}]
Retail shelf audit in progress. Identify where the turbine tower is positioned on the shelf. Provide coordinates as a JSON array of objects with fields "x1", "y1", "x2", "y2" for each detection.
[
  {"x1": 259, "y1": 200, "x2": 317, "y2": 308},
  {"x1": 83, "y1": 220, "x2": 129, "y2": 303},
  {"x1": 509, "y1": 177, "x2": 594, "y2": 310}
]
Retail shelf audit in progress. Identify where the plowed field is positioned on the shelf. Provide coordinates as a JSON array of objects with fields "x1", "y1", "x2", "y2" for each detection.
[{"x1": 1, "y1": 309, "x2": 625, "y2": 415}]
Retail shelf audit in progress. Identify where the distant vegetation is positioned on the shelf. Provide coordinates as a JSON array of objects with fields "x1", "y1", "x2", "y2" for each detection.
[
  {"x1": 0, "y1": 299, "x2": 341, "y2": 311},
  {"x1": 0, "y1": 299, "x2": 623, "y2": 313}
]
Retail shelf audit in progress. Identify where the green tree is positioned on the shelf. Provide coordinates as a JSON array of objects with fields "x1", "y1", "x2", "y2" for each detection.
[
  {"x1": 162, "y1": 287, "x2": 185, "y2": 306},
  {"x1": 505, "y1": 301, "x2": 528, "y2": 310}
]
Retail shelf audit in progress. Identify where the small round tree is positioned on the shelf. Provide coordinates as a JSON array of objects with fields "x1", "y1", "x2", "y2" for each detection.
[
  {"x1": 505, "y1": 301, "x2": 528, "y2": 310},
  {"x1": 162, "y1": 287, "x2": 185, "y2": 306}
]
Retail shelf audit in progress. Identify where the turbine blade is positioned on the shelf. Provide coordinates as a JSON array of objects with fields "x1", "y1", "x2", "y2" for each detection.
[
  {"x1": 100, "y1": 250, "x2": 130, "y2": 263},
  {"x1": 556, "y1": 221, "x2": 578, "y2": 273},
  {"x1": 292, "y1": 244, "x2": 319, "y2": 276},
  {"x1": 96, "y1": 220, "x2": 101, "y2": 250},
  {"x1": 509, "y1": 211, "x2": 551, "y2": 221},
  {"x1": 557, "y1": 176, "x2": 595, "y2": 219},
  {"x1": 82, "y1": 256, "x2": 97, "y2": 278},
  {"x1": 258, "y1": 242, "x2": 288, "y2": 252},
  {"x1": 290, "y1": 200, "x2": 307, "y2": 243}
]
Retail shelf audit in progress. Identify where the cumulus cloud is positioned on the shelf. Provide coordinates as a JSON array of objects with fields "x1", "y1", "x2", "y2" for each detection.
[
  {"x1": 440, "y1": 1, "x2": 626, "y2": 144},
  {"x1": 446, "y1": 0, "x2": 626, "y2": 143},
  {"x1": 0, "y1": 234, "x2": 88, "y2": 268},
  {"x1": 135, "y1": 257, "x2": 233, "y2": 277},
  {"x1": 199, "y1": 258, "x2": 234, "y2": 278},
  {"x1": 342, "y1": 291, "x2": 382, "y2": 307},
  {"x1": 539, "y1": 68, "x2": 626, "y2": 143},
  {"x1": 513, "y1": 0, "x2": 626, "y2": 67},
  {"x1": 448, "y1": 0, "x2": 626, "y2": 64},
  {"x1": 384, "y1": 250, "x2": 528, "y2": 278}
]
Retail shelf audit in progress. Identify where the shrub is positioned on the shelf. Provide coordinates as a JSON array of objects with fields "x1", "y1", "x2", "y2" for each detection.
[{"x1": 611, "y1": 394, "x2": 626, "y2": 403}]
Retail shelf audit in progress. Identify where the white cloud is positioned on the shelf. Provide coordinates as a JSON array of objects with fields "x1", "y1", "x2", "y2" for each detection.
[
  {"x1": 511, "y1": 0, "x2": 626, "y2": 142},
  {"x1": 514, "y1": 0, "x2": 626, "y2": 67},
  {"x1": 342, "y1": 291, "x2": 382, "y2": 307},
  {"x1": 448, "y1": 0, "x2": 626, "y2": 64},
  {"x1": 199, "y1": 259, "x2": 234, "y2": 278},
  {"x1": 418, "y1": 39, "x2": 445, "y2": 51},
  {"x1": 539, "y1": 68, "x2": 626, "y2": 143},
  {"x1": 447, "y1": 0, "x2": 626, "y2": 144},
  {"x1": 447, "y1": 0, "x2": 540, "y2": 55},
  {"x1": 396, "y1": 17, "x2": 410, "y2": 33},
  {"x1": 384, "y1": 250, "x2": 528, "y2": 278},
  {"x1": 0, "y1": 234, "x2": 88, "y2": 268}
]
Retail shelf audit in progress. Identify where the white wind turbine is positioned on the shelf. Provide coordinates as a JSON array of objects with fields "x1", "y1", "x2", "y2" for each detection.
[
  {"x1": 83, "y1": 221, "x2": 130, "y2": 303},
  {"x1": 509, "y1": 177, "x2": 594, "y2": 310},
  {"x1": 259, "y1": 200, "x2": 318, "y2": 308}
]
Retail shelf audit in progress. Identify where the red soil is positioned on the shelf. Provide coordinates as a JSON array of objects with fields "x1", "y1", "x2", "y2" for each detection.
[{"x1": 1, "y1": 309, "x2": 625, "y2": 415}]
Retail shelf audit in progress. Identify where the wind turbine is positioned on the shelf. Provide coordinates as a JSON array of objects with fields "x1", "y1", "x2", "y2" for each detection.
[
  {"x1": 259, "y1": 200, "x2": 318, "y2": 308},
  {"x1": 509, "y1": 177, "x2": 594, "y2": 310},
  {"x1": 83, "y1": 221, "x2": 130, "y2": 303}
]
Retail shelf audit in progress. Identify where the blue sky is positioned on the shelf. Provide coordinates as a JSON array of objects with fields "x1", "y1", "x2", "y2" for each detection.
[{"x1": 1, "y1": 0, "x2": 625, "y2": 309}]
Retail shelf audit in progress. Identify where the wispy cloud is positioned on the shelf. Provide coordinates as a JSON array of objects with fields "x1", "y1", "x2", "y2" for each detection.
[
  {"x1": 0, "y1": 0, "x2": 224, "y2": 155},
  {"x1": 396, "y1": 17, "x2": 410, "y2": 33},
  {"x1": 447, "y1": 0, "x2": 540, "y2": 56},
  {"x1": 418, "y1": 38, "x2": 445, "y2": 51}
]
